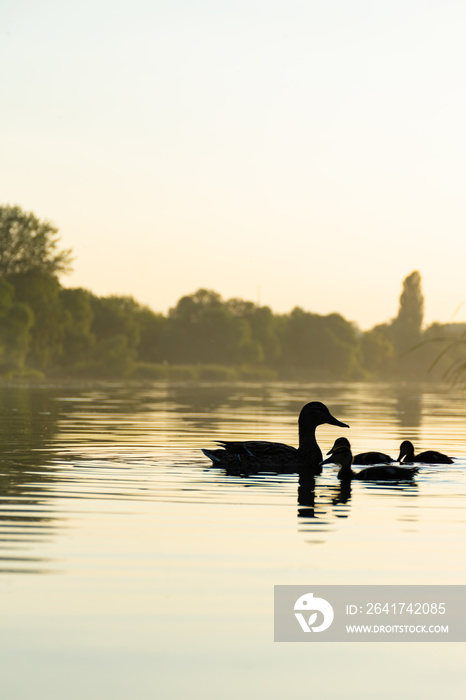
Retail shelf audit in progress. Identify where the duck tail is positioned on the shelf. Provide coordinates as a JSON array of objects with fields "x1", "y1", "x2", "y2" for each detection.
[{"x1": 202, "y1": 448, "x2": 222, "y2": 464}]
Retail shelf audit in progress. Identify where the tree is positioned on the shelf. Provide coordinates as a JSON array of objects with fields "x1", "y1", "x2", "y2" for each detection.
[
  {"x1": 389, "y1": 270, "x2": 425, "y2": 376},
  {"x1": 59, "y1": 288, "x2": 95, "y2": 368},
  {"x1": 136, "y1": 306, "x2": 167, "y2": 364},
  {"x1": 165, "y1": 289, "x2": 254, "y2": 365},
  {"x1": 0, "y1": 279, "x2": 33, "y2": 373},
  {"x1": 90, "y1": 295, "x2": 141, "y2": 348},
  {"x1": 360, "y1": 324, "x2": 394, "y2": 377},
  {"x1": 0, "y1": 204, "x2": 72, "y2": 277},
  {"x1": 279, "y1": 308, "x2": 362, "y2": 378},
  {"x1": 9, "y1": 270, "x2": 65, "y2": 370},
  {"x1": 86, "y1": 295, "x2": 143, "y2": 375},
  {"x1": 227, "y1": 299, "x2": 281, "y2": 365},
  {"x1": 415, "y1": 322, "x2": 466, "y2": 385},
  {"x1": 391, "y1": 271, "x2": 424, "y2": 340}
]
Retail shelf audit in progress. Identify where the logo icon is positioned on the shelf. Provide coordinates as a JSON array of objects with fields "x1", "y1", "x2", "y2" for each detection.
[{"x1": 294, "y1": 592, "x2": 334, "y2": 632}]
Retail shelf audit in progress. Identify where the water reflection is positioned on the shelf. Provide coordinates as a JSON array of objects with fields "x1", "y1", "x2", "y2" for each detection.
[
  {"x1": 394, "y1": 387, "x2": 423, "y2": 428},
  {"x1": 0, "y1": 386, "x2": 65, "y2": 573},
  {"x1": 297, "y1": 471, "x2": 315, "y2": 508},
  {"x1": 330, "y1": 480, "x2": 353, "y2": 508},
  {"x1": 0, "y1": 380, "x2": 464, "y2": 575},
  {"x1": 298, "y1": 480, "x2": 352, "y2": 533}
]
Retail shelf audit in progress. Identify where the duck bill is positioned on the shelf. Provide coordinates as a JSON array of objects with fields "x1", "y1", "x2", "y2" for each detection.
[
  {"x1": 320, "y1": 455, "x2": 336, "y2": 467},
  {"x1": 327, "y1": 415, "x2": 349, "y2": 429}
]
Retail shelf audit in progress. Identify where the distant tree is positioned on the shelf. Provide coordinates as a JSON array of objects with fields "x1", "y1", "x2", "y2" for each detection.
[
  {"x1": 136, "y1": 306, "x2": 167, "y2": 364},
  {"x1": 92, "y1": 334, "x2": 135, "y2": 377},
  {"x1": 88, "y1": 295, "x2": 142, "y2": 376},
  {"x1": 360, "y1": 324, "x2": 394, "y2": 377},
  {"x1": 412, "y1": 322, "x2": 466, "y2": 385},
  {"x1": 279, "y1": 308, "x2": 361, "y2": 378},
  {"x1": 90, "y1": 295, "x2": 141, "y2": 345},
  {"x1": 59, "y1": 288, "x2": 95, "y2": 368},
  {"x1": 0, "y1": 278, "x2": 33, "y2": 373},
  {"x1": 227, "y1": 299, "x2": 281, "y2": 365},
  {"x1": 8, "y1": 270, "x2": 65, "y2": 370},
  {"x1": 165, "y1": 289, "x2": 254, "y2": 364},
  {"x1": 391, "y1": 271, "x2": 424, "y2": 341},
  {"x1": 389, "y1": 271, "x2": 425, "y2": 376},
  {"x1": 0, "y1": 205, "x2": 72, "y2": 277}
]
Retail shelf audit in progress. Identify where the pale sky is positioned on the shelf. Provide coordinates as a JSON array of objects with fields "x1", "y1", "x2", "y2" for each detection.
[{"x1": 1, "y1": 0, "x2": 465, "y2": 329}]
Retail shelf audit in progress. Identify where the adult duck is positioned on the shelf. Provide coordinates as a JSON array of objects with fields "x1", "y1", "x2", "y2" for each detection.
[
  {"x1": 397, "y1": 440, "x2": 453, "y2": 464},
  {"x1": 327, "y1": 436, "x2": 394, "y2": 465},
  {"x1": 321, "y1": 446, "x2": 419, "y2": 481},
  {"x1": 202, "y1": 401, "x2": 349, "y2": 474}
]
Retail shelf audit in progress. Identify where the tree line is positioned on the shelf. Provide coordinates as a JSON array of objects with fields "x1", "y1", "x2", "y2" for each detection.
[{"x1": 0, "y1": 204, "x2": 464, "y2": 382}]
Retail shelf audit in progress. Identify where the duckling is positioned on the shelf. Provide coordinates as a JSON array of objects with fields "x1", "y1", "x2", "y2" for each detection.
[
  {"x1": 321, "y1": 446, "x2": 419, "y2": 481},
  {"x1": 397, "y1": 440, "x2": 453, "y2": 464},
  {"x1": 327, "y1": 436, "x2": 394, "y2": 465},
  {"x1": 202, "y1": 401, "x2": 349, "y2": 474}
]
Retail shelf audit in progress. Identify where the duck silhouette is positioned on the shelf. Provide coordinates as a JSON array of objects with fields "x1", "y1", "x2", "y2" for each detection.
[
  {"x1": 321, "y1": 445, "x2": 419, "y2": 481},
  {"x1": 327, "y1": 436, "x2": 394, "y2": 465},
  {"x1": 397, "y1": 440, "x2": 453, "y2": 464},
  {"x1": 202, "y1": 401, "x2": 348, "y2": 475}
]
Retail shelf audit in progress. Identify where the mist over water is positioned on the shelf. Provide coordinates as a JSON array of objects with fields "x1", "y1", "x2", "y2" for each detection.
[{"x1": 0, "y1": 381, "x2": 465, "y2": 698}]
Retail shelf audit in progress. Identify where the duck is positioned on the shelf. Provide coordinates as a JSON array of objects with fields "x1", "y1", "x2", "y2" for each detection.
[
  {"x1": 321, "y1": 446, "x2": 419, "y2": 481},
  {"x1": 397, "y1": 440, "x2": 453, "y2": 464},
  {"x1": 202, "y1": 401, "x2": 349, "y2": 474},
  {"x1": 327, "y1": 436, "x2": 394, "y2": 465}
]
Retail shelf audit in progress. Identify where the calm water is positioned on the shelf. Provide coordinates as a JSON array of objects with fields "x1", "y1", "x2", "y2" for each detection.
[{"x1": 0, "y1": 381, "x2": 465, "y2": 698}]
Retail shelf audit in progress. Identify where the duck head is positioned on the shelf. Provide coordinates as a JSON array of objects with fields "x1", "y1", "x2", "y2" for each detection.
[
  {"x1": 327, "y1": 436, "x2": 351, "y2": 455},
  {"x1": 297, "y1": 402, "x2": 349, "y2": 467},
  {"x1": 320, "y1": 445, "x2": 353, "y2": 469},
  {"x1": 320, "y1": 445, "x2": 353, "y2": 478},
  {"x1": 397, "y1": 440, "x2": 415, "y2": 463},
  {"x1": 299, "y1": 402, "x2": 349, "y2": 431}
]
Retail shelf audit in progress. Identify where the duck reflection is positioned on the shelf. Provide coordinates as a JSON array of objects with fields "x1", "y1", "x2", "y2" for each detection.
[
  {"x1": 330, "y1": 479, "x2": 352, "y2": 508},
  {"x1": 297, "y1": 472, "x2": 353, "y2": 546},
  {"x1": 297, "y1": 471, "x2": 316, "y2": 508},
  {"x1": 297, "y1": 446, "x2": 422, "y2": 544}
]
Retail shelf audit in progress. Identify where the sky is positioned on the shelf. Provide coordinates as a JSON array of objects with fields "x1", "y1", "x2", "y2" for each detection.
[{"x1": 1, "y1": 0, "x2": 465, "y2": 330}]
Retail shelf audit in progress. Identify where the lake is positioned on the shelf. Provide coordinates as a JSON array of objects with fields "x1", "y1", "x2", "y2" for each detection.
[{"x1": 0, "y1": 381, "x2": 465, "y2": 698}]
